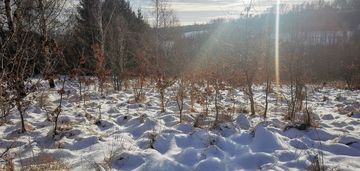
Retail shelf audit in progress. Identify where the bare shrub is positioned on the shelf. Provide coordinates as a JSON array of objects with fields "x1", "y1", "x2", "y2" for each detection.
[
  {"x1": 308, "y1": 153, "x2": 326, "y2": 171},
  {"x1": 69, "y1": 55, "x2": 86, "y2": 107},
  {"x1": 93, "y1": 44, "x2": 109, "y2": 97},
  {"x1": 189, "y1": 79, "x2": 200, "y2": 112},
  {"x1": 20, "y1": 153, "x2": 69, "y2": 171},
  {"x1": 0, "y1": 142, "x2": 15, "y2": 171},
  {"x1": 36, "y1": 92, "x2": 49, "y2": 109},
  {"x1": 174, "y1": 78, "x2": 187, "y2": 123},
  {"x1": 198, "y1": 80, "x2": 213, "y2": 117},
  {"x1": 0, "y1": 84, "x2": 12, "y2": 124},
  {"x1": 156, "y1": 75, "x2": 175, "y2": 113},
  {"x1": 132, "y1": 77, "x2": 146, "y2": 103},
  {"x1": 52, "y1": 76, "x2": 67, "y2": 137},
  {"x1": 193, "y1": 112, "x2": 208, "y2": 128}
]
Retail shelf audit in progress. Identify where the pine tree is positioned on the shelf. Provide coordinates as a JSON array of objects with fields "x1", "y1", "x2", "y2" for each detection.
[
  {"x1": 75, "y1": 0, "x2": 103, "y2": 73},
  {"x1": 102, "y1": 0, "x2": 149, "y2": 73}
]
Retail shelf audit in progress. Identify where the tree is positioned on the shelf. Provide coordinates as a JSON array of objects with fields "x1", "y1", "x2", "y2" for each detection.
[
  {"x1": 230, "y1": 1, "x2": 259, "y2": 116},
  {"x1": 101, "y1": 0, "x2": 148, "y2": 91},
  {"x1": 37, "y1": 0, "x2": 67, "y2": 88},
  {"x1": 151, "y1": 0, "x2": 179, "y2": 113},
  {"x1": 0, "y1": 0, "x2": 40, "y2": 133},
  {"x1": 75, "y1": 0, "x2": 103, "y2": 73}
]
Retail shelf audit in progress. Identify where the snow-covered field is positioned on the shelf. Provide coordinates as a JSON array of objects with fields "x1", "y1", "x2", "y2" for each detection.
[{"x1": 1, "y1": 80, "x2": 359, "y2": 170}]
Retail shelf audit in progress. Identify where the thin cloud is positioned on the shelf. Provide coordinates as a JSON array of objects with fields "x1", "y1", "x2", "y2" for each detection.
[
  {"x1": 131, "y1": 0, "x2": 320, "y2": 25},
  {"x1": 67, "y1": 0, "x2": 319, "y2": 25}
]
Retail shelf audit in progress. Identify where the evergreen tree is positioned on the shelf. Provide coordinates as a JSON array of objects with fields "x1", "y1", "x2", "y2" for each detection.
[
  {"x1": 74, "y1": 0, "x2": 149, "y2": 75},
  {"x1": 102, "y1": 0, "x2": 149, "y2": 72},
  {"x1": 75, "y1": 0, "x2": 103, "y2": 73}
]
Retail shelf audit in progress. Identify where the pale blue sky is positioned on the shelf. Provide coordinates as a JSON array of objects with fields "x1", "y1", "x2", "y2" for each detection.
[
  {"x1": 69, "y1": 0, "x2": 319, "y2": 25},
  {"x1": 129, "y1": 0, "x2": 319, "y2": 25}
]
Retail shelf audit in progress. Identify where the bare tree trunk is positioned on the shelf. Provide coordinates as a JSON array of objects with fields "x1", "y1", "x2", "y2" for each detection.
[
  {"x1": 243, "y1": 1, "x2": 256, "y2": 116},
  {"x1": 176, "y1": 79, "x2": 185, "y2": 123},
  {"x1": 263, "y1": 77, "x2": 270, "y2": 119},
  {"x1": 248, "y1": 85, "x2": 255, "y2": 116},
  {"x1": 304, "y1": 86, "x2": 311, "y2": 126},
  {"x1": 16, "y1": 100, "x2": 26, "y2": 133},
  {"x1": 263, "y1": 28, "x2": 272, "y2": 120},
  {"x1": 160, "y1": 88, "x2": 165, "y2": 113},
  {"x1": 5, "y1": 0, "x2": 14, "y2": 33},
  {"x1": 177, "y1": 97, "x2": 183, "y2": 123},
  {"x1": 155, "y1": 0, "x2": 160, "y2": 67},
  {"x1": 214, "y1": 82, "x2": 220, "y2": 126},
  {"x1": 205, "y1": 81, "x2": 210, "y2": 115},
  {"x1": 39, "y1": 0, "x2": 56, "y2": 88},
  {"x1": 288, "y1": 65, "x2": 298, "y2": 121},
  {"x1": 179, "y1": 110, "x2": 182, "y2": 123},
  {"x1": 54, "y1": 76, "x2": 66, "y2": 136},
  {"x1": 245, "y1": 72, "x2": 256, "y2": 116},
  {"x1": 190, "y1": 82, "x2": 195, "y2": 111}
]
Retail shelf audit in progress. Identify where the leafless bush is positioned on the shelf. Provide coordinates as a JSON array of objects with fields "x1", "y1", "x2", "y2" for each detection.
[
  {"x1": 174, "y1": 78, "x2": 187, "y2": 123},
  {"x1": 342, "y1": 63, "x2": 360, "y2": 90},
  {"x1": 193, "y1": 112, "x2": 208, "y2": 128},
  {"x1": 69, "y1": 55, "x2": 86, "y2": 106},
  {"x1": 93, "y1": 44, "x2": 109, "y2": 97},
  {"x1": 308, "y1": 152, "x2": 326, "y2": 171},
  {"x1": 130, "y1": 48, "x2": 155, "y2": 103},
  {"x1": 286, "y1": 82, "x2": 306, "y2": 121},
  {"x1": 52, "y1": 76, "x2": 66, "y2": 137},
  {"x1": 20, "y1": 152, "x2": 69, "y2": 171},
  {"x1": 132, "y1": 76, "x2": 146, "y2": 103},
  {"x1": 212, "y1": 80, "x2": 226, "y2": 127},
  {"x1": 35, "y1": 91, "x2": 49, "y2": 109},
  {"x1": 156, "y1": 75, "x2": 175, "y2": 113},
  {"x1": 0, "y1": 142, "x2": 15, "y2": 171},
  {"x1": 0, "y1": 84, "x2": 12, "y2": 124},
  {"x1": 1, "y1": 36, "x2": 39, "y2": 133},
  {"x1": 189, "y1": 79, "x2": 200, "y2": 112}
]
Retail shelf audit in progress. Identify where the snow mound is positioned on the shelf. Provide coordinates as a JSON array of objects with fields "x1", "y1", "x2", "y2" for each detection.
[
  {"x1": 175, "y1": 148, "x2": 202, "y2": 166},
  {"x1": 66, "y1": 136, "x2": 99, "y2": 150},
  {"x1": 236, "y1": 114, "x2": 251, "y2": 129},
  {"x1": 322, "y1": 114, "x2": 335, "y2": 120},
  {"x1": 253, "y1": 126, "x2": 285, "y2": 152},
  {"x1": 112, "y1": 152, "x2": 145, "y2": 170},
  {"x1": 176, "y1": 123, "x2": 193, "y2": 133},
  {"x1": 338, "y1": 135, "x2": 360, "y2": 150},
  {"x1": 194, "y1": 157, "x2": 225, "y2": 171},
  {"x1": 338, "y1": 136, "x2": 359, "y2": 145},
  {"x1": 108, "y1": 107, "x2": 120, "y2": 113},
  {"x1": 2, "y1": 81, "x2": 360, "y2": 170},
  {"x1": 233, "y1": 152, "x2": 276, "y2": 170},
  {"x1": 351, "y1": 112, "x2": 360, "y2": 118},
  {"x1": 306, "y1": 128, "x2": 336, "y2": 141}
]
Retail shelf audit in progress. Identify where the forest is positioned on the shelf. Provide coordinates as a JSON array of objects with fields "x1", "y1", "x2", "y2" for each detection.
[{"x1": 0, "y1": 0, "x2": 359, "y2": 170}]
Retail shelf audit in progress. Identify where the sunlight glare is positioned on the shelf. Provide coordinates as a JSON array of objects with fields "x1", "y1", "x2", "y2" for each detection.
[{"x1": 275, "y1": 0, "x2": 280, "y2": 97}]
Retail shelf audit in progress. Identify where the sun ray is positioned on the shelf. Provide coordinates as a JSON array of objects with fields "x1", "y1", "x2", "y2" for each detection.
[{"x1": 275, "y1": 0, "x2": 281, "y2": 97}]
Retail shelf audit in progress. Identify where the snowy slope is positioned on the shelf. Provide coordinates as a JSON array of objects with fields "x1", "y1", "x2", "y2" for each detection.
[{"x1": 0, "y1": 80, "x2": 359, "y2": 170}]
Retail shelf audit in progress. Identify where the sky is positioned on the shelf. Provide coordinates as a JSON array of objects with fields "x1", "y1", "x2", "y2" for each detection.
[{"x1": 129, "y1": 0, "x2": 320, "y2": 25}]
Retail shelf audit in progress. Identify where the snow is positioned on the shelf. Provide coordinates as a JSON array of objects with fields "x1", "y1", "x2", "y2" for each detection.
[
  {"x1": 235, "y1": 114, "x2": 251, "y2": 129},
  {"x1": 351, "y1": 112, "x2": 360, "y2": 118},
  {"x1": 253, "y1": 126, "x2": 285, "y2": 152},
  {"x1": 194, "y1": 157, "x2": 224, "y2": 171},
  {"x1": 0, "y1": 81, "x2": 360, "y2": 170},
  {"x1": 183, "y1": 30, "x2": 207, "y2": 38}
]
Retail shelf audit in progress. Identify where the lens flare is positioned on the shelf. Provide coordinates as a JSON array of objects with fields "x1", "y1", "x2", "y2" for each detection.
[{"x1": 275, "y1": 0, "x2": 280, "y2": 96}]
